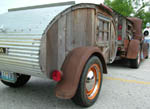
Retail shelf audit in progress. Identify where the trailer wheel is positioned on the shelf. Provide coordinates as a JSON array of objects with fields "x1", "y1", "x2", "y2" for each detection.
[
  {"x1": 1, "y1": 74, "x2": 31, "y2": 88},
  {"x1": 72, "y1": 56, "x2": 103, "y2": 107},
  {"x1": 130, "y1": 51, "x2": 141, "y2": 68}
]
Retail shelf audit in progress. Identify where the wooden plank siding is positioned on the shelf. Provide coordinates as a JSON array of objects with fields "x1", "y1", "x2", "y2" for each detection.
[
  {"x1": 42, "y1": 5, "x2": 117, "y2": 76},
  {"x1": 58, "y1": 15, "x2": 66, "y2": 70},
  {"x1": 46, "y1": 21, "x2": 58, "y2": 77},
  {"x1": 65, "y1": 8, "x2": 95, "y2": 54},
  {"x1": 44, "y1": 8, "x2": 96, "y2": 75}
]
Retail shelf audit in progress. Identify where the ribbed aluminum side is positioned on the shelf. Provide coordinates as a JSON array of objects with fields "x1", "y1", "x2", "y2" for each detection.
[
  {"x1": 0, "y1": 34, "x2": 46, "y2": 78},
  {"x1": 0, "y1": 2, "x2": 74, "y2": 78}
]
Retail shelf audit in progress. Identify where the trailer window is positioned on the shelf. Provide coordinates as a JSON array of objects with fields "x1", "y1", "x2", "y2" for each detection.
[{"x1": 97, "y1": 14, "x2": 110, "y2": 45}]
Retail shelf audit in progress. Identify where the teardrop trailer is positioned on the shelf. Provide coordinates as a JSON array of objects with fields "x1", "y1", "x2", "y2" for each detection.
[{"x1": 0, "y1": 1, "x2": 148, "y2": 107}]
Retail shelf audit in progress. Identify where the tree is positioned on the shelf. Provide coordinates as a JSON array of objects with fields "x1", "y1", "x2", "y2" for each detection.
[
  {"x1": 104, "y1": 0, "x2": 134, "y2": 16},
  {"x1": 104, "y1": 0, "x2": 150, "y2": 28},
  {"x1": 104, "y1": 0, "x2": 150, "y2": 16},
  {"x1": 134, "y1": 0, "x2": 150, "y2": 28},
  {"x1": 133, "y1": 0, "x2": 150, "y2": 16},
  {"x1": 133, "y1": 0, "x2": 150, "y2": 28},
  {"x1": 135, "y1": 10, "x2": 150, "y2": 28}
]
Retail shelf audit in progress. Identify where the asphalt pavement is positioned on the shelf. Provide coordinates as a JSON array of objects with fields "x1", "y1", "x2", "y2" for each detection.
[{"x1": 0, "y1": 58, "x2": 150, "y2": 109}]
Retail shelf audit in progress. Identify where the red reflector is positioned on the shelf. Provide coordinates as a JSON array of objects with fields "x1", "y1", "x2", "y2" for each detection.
[
  {"x1": 52, "y1": 70, "x2": 62, "y2": 82},
  {"x1": 118, "y1": 25, "x2": 122, "y2": 30},
  {"x1": 118, "y1": 47, "x2": 121, "y2": 51},
  {"x1": 118, "y1": 35, "x2": 122, "y2": 40}
]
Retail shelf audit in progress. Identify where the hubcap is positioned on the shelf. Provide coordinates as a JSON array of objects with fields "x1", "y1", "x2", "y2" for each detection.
[
  {"x1": 86, "y1": 71, "x2": 96, "y2": 91},
  {"x1": 86, "y1": 64, "x2": 101, "y2": 100}
]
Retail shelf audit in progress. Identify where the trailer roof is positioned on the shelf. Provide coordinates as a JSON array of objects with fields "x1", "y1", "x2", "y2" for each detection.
[
  {"x1": 0, "y1": 3, "x2": 114, "y2": 36},
  {"x1": 0, "y1": 2, "x2": 75, "y2": 35},
  {"x1": 8, "y1": 1, "x2": 75, "y2": 12}
]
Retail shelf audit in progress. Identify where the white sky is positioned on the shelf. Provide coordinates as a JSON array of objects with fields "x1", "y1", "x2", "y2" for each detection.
[{"x1": 0, "y1": 0, "x2": 104, "y2": 14}]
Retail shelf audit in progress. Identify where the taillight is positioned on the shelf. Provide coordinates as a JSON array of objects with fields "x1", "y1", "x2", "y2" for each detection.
[
  {"x1": 52, "y1": 70, "x2": 62, "y2": 82},
  {"x1": 118, "y1": 35, "x2": 122, "y2": 41},
  {"x1": 118, "y1": 25, "x2": 122, "y2": 30},
  {"x1": 118, "y1": 47, "x2": 121, "y2": 51}
]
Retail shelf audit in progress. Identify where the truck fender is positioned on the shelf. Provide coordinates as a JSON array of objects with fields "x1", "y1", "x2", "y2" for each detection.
[
  {"x1": 55, "y1": 47, "x2": 107, "y2": 99},
  {"x1": 127, "y1": 39, "x2": 140, "y2": 59}
]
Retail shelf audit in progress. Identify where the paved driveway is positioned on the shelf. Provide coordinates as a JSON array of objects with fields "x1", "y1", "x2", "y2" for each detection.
[{"x1": 0, "y1": 59, "x2": 150, "y2": 109}]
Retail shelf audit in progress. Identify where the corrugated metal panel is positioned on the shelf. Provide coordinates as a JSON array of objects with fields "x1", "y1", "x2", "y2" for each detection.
[
  {"x1": 0, "y1": 33, "x2": 43, "y2": 77},
  {"x1": 0, "y1": 2, "x2": 74, "y2": 78},
  {"x1": 0, "y1": 4, "x2": 73, "y2": 34}
]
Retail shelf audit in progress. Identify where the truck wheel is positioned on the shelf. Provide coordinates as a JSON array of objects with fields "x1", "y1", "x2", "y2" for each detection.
[
  {"x1": 145, "y1": 44, "x2": 149, "y2": 59},
  {"x1": 130, "y1": 51, "x2": 141, "y2": 68},
  {"x1": 1, "y1": 74, "x2": 31, "y2": 88},
  {"x1": 72, "y1": 56, "x2": 103, "y2": 107},
  {"x1": 145, "y1": 53, "x2": 149, "y2": 59},
  {"x1": 145, "y1": 55, "x2": 149, "y2": 59}
]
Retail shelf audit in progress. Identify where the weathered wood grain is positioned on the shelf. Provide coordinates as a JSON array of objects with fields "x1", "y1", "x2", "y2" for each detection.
[
  {"x1": 58, "y1": 15, "x2": 66, "y2": 70},
  {"x1": 46, "y1": 22, "x2": 58, "y2": 77}
]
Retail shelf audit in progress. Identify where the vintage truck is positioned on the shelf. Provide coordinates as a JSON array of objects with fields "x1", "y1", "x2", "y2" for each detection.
[
  {"x1": 114, "y1": 11, "x2": 149, "y2": 68},
  {"x1": 0, "y1": 1, "x2": 148, "y2": 107}
]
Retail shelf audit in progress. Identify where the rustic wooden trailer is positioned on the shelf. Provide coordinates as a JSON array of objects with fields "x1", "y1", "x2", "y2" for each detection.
[{"x1": 0, "y1": 2, "x2": 122, "y2": 107}]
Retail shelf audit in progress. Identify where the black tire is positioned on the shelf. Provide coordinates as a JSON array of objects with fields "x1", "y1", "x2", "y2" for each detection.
[
  {"x1": 145, "y1": 54, "x2": 149, "y2": 59},
  {"x1": 72, "y1": 56, "x2": 103, "y2": 107},
  {"x1": 145, "y1": 43, "x2": 149, "y2": 59},
  {"x1": 1, "y1": 73, "x2": 31, "y2": 88},
  {"x1": 130, "y1": 51, "x2": 141, "y2": 68}
]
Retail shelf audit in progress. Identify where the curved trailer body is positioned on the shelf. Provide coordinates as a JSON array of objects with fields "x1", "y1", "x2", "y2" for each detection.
[
  {"x1": 0, "y1": 2, "x2": 117, "y2": 78},
  {"x1": 0, "y1": 2, "x2": 117, "y2": 106}
]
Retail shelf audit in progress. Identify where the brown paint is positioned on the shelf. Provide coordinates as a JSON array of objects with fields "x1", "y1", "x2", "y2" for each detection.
[
  {"x1": 124, "y1": 39, "x2": 129, "y2": 51},
  {"x1": 127, "y1": 39, "x2": 140, "y2": 59},
  {"x1": 127, "y1": 17, "x2": 142, "y2": 40},
  {"x1": 100, "y1": 4, "x2": 113, "y2": 13}
]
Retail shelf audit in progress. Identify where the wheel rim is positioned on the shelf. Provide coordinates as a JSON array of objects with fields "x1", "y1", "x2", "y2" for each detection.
[{"x1": 85, "y1": 64, "x2": 101, "y2": 100}]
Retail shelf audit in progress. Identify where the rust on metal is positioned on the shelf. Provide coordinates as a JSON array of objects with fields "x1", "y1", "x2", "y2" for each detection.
[
  {"x1": 100, "y1": 4, "x2": 113, "y2": 13},
  {"x1": 124, "y1": 39, "x2": 129, "y2": 51},
  {"x1": 127, "y1": 17, "x2": 143, "y2": 40},
  {"x1": 127, "y1": 39, "x2": 140, "y2": 59},
  {"x1": 55, "y1": 47, "x2": 107, "y2": 99},
  {"x1": 97, "y1": 5, "x2": 114, "y2": 18},
  {"x1": 39, "y1": 3, "x2": 116, "y2": 79}
]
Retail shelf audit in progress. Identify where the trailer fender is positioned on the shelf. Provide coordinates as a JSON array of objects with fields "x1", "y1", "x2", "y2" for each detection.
[
  {"x1": 55, "y1": 47, "x2": 107, "y2": 99},
  {"x1": 127, "y1": 39, "x2": 140, "y2": 59}
]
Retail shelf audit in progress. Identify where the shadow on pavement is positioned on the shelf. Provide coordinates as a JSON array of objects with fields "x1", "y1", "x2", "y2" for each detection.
[
  {"x1": 107, "y1": 59, "x2": 129, "y2": 68},
  {"x1": 0, "y1": 77, "x2": 83, "y2": 109}
]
